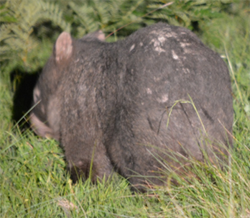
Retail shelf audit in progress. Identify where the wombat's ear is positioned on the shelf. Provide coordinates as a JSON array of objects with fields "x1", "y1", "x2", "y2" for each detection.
[
  {"x1": 95, "y1": 30, "x2": 105, "y2": 41},
  {"x1": 54, "y1": 32, "x2": 73, "y2": 63},
  {"x1": 83, "y1": 30, "x2": 105, "y2": 41}
]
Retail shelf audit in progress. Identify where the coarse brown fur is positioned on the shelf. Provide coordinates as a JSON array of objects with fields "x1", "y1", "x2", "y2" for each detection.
[{"x1": 30, "y1": 23, "x2": 233, "y2": 191}]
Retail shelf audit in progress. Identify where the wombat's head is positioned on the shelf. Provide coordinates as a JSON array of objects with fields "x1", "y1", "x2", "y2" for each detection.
[{"x1": 30, "y1": 30, "x2": 105, "y2": 139}]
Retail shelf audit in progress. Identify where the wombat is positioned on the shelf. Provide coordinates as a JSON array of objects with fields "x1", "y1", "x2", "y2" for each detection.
[{"x1": 30, "y1": 23, "x2": 233, "y2": 191}]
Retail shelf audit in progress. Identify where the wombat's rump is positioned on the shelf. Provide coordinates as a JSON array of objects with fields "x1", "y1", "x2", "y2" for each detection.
[{"x1": 30, "y1": 23, "x2": 233, "y2": 191}]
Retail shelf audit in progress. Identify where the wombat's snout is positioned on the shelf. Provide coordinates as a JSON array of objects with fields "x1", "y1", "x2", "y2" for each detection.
[{"x1": 30, "y1": 112, "x2": 53, "y2": 138}]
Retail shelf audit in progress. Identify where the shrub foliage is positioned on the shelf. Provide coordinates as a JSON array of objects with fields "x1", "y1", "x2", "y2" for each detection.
[{"x1": 0, "y1": 0, "x2": 239, "y2": 74}]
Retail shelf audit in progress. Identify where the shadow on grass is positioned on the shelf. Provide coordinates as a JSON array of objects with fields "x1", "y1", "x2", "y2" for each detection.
[{"x1": 10, "y1": 69, "x2": 40, "y2": 130}]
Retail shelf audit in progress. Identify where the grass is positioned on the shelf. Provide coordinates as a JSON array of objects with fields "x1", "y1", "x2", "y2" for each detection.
[{"x1": 1, "y1": 7, "x2": 250, "y2": 218}]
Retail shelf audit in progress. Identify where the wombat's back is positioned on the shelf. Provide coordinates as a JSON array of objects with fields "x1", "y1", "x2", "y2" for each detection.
[{"x1": 108, "y1": 23, "x2": 233, "y2": 188}]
